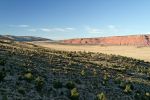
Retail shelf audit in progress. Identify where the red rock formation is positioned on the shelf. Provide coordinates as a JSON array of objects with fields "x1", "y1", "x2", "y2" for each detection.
[{"x1": 62, "y1": 34, "x2": 150, "y2": 46}]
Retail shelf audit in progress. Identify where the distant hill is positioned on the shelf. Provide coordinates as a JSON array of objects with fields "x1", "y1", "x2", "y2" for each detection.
[
  {"x1": 62, "y1": 34, "x2": 150, "y2": 46},
  {"x1": 0, "y1": 35, "x2": 52, "y2": 42}
]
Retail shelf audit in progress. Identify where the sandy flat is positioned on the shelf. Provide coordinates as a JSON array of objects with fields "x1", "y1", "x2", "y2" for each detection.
[{"x1": 32, "y1": 42, "x2": 150, "y2": 62}]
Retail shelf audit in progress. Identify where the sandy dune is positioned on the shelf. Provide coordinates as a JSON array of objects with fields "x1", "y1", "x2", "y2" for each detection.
[{"x1": 32, "y1": 42, "x2": 150, "y2": 62}]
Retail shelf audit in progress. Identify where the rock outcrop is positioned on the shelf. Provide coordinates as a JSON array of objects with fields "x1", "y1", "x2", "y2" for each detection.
[{"x1": 62, "y1": 34, "x2": 150, "y2": 46}]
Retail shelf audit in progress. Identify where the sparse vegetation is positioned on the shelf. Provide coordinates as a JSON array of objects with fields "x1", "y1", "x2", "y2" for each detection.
[
  {"x1": 81, "y1": 70, "x2": 85, "y2": 76},
  {"x1": 124, "y1": 84, "x2": 132, "y2": 94},
  {"x1": 0, "y1": 40, "x2": 149, "y2": 100},
  {"x1": 24, "y1": 72, "x2": 33, "y2": 82},
  {"x1": 35, "y1": 76, "x2": 44, "y2": 91},
  {"x1": 97, "y1": 92, "x2": 107, "y2": 100},
  {"x1": 70, "y1": 88, "x2": 79, "y2": 100}
]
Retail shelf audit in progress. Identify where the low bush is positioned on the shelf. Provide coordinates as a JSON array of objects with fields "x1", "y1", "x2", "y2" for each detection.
[
  {"x1": 96, "y1": 92, "x2": 107, "y2": 100},
  {"x1": 124, "y1": 84, "x2": 132, "y2": 94},
  {"x1": 70, "y1": 88, "x2": 79, "y2": 100},
  {"x1": 35, "y1": 76, "x2": 44, "y2": 91},
  {"x1": 24, "y1": 72, "x2": 33, "y2": 82}
]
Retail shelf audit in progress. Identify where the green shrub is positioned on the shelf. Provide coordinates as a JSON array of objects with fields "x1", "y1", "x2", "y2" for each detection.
[
  {"x1": 124, "y1": 84, "x2": 132, "y2": 93},
  {"x1": 24, "y1": 72, "x2": 33, "y2": 82},
  {"x1": 81, "y1": 70, "x2": 85, "y2": 76},
  {"x1": 70, "y1": 88, "x2": 79, "y2": 100},
  {"x1": 145, "y1": 92, "x2": 150, "y2": 97},
  {"x1": 97, "y1": 92, "x2": 107, "y2": 100},
  {"x1": 103, "y1": 74, "x2": 108, "y2": 81},
  {"x1": 141, "y1": 92, "x2": 150, "y2": 100},
  {"x1": 93, "y1": 69, "x2": 97, "y2": 76},
  {"x1": 102, "y1": 74, "x2": 109, "y2": 86},
  {"x1": 53, "y1": 80, "x2": 62, "y2": 89},
  {"x1": 66, "y1": 81, "x2": 75, "y2": 89}
]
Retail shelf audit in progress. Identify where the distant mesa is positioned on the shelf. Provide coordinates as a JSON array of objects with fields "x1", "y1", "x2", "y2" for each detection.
[
  {"x1": 0, "y1": 35, "x2": 52, "y2": 42},
  {"x1": 62, "y1": 34, "x2": 150, "y2": 46},
  {"x1": 1, "y1": 34, "x2": 150, "y2": 46}
]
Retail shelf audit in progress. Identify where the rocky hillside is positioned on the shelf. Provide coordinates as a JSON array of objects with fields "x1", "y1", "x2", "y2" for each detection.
[
  {"x1": 0, "y1": 39, "x2": 150, "y2": 100},
  {"x1": 62, "y1": 34, "x2": 150, "y2": 46},
  {"x1": 0, "y1": 35, "x2": 52, "y2": 42}
]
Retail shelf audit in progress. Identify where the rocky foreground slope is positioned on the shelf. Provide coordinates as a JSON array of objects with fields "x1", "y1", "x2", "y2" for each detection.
[
  {"x1": 62, "y1": 34, "x2": 150, "y2": 46},
  {"x1": 0, "y1": 39, "x2": 150, "y2": 100}
]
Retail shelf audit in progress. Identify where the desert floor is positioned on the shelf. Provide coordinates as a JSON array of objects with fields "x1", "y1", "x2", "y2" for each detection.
[{"x1": 32, "y1": 42, "x2": 150, "y2": 62}]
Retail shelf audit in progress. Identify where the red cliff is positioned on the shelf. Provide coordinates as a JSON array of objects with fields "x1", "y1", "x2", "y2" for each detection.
[{"x1": 62, "y1": 34, "x2": 150, "y2": 46}]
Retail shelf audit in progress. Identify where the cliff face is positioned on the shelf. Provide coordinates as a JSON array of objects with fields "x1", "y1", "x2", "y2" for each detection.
[{"x1": 62, "y1": 35, "x2": 150, "y2": 46}]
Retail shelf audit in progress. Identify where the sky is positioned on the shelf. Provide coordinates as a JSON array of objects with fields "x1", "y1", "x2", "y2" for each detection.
[{"x1": 0, "y1": 0, "x2": 150, "y2": 40}]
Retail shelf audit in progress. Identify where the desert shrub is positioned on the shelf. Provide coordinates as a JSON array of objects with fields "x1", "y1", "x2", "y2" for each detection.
[
  {"x1": 70, "y1": 88, "x2": 79, "y2": 100},
  {"x1": 66, "y1": 81, "x2": 75, "y2": 89},
  {"x1": 96, "y1": 92, "x2": 107, "y2": 100},
  {"x1": 93, "y1": 69, "x2": 97, "y2": 76},
  {"x1": 102, "y1": 74, "x2": 109, "y2": 86},
  {"x1": 102, "y1": 80, "x2": 107, "y2": 86},
  {"x1": 53, "y1": 80, "x2": 62, "y2": 89},
  {"x1": 35, "y1": 76, "x2": 44, "y2": 91},
  {"x1": 103, "y1": 74, "x2": 108, "y2": 81},
  {"x1": 145, "y1": 92, "x2": 150, "y2": 97},
  {"x1": 81, "y1": 70, "x2": 85, "y2": 76},
  {"x1": 135, "y1": 92, "x2": 150, "y2": 100},
  {"x1": 24, "y1": 72, "x2": 33, "y2": 82},
  {"x1": 134, "y1": 90, "x2": 147, "y2": 100},
  {"x1": 142, "y1": 92, "x2": 150, "y2": 100},
  {"x1": 124, "y1": 84, "x2": 132, "y2": 94}
]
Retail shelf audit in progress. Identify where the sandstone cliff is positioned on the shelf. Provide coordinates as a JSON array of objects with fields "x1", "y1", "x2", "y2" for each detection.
[{"x1": 62, "y1": 35, "x2": 150, "y2": 46}]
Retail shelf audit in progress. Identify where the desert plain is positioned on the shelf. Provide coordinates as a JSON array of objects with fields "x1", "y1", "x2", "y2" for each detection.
[{"x1": 32, "y1": 42, "x2": 150, "y2": 62}]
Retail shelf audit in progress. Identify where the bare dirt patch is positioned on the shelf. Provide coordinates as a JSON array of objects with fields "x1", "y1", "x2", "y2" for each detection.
[{"x1": 32, "y1": 42, "x2": 150, "y2": 62}]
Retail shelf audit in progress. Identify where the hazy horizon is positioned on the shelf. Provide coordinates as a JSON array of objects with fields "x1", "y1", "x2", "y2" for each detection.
[
  {"x1": 1, "y1": 33, "x2": 150, "y2": 41},
  {"x1": 1, "y1": 0, "x2": 150, "y2": 40}
]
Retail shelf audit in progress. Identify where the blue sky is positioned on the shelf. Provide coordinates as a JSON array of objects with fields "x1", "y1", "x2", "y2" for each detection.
[{"x1": 0, "y1": 0, "x2": 150, "y2": 40}]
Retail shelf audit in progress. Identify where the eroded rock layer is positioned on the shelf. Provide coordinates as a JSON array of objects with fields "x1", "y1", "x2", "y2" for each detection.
[{"x1": 62, "y1": 35, "x2": 150, "y2": 46}]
